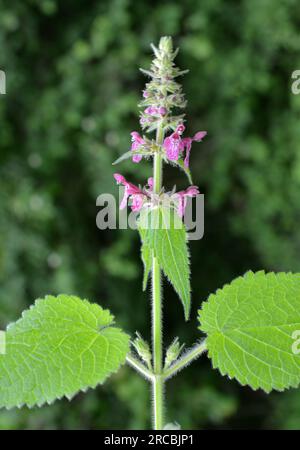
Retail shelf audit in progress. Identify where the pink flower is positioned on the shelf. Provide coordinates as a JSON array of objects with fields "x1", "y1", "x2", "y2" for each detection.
[
  {"x1": 114, "y1": 173, "x2": 146, "y2": 211},
  {"x1": 163, "y1": 125, "x2": 207, "y2": 167},
  {"x1": 143, "y1": 90, "x2": 150, "y2": 98},
  {"x1": 144, "y1": 106, "x2": 158, "y2": 115},
  {"x1": 144, "y1": 106, "x2": 167, "y2": 116},
  {"x1": 147, "y1": 177, "x2": 154, "y2": 190},
  {"x1": 175, "y1": 186, "x2": 200, "y2": 218},
  {"x1": 163, "y1": 124, "x2": 185, "y2": 161},
  {"x1": 131, "y1": 131, "x2": 145, "y2": 163},
  {"x1": 131, "y1": 194, "x2": 145, "y2": 212},
  {"x1": 158, "y1": 106, "x2": 167, "y2": 116},
  {"x1": 182, "y1": 131, "x2": 207, "y2": 168},
  {"x1": 113, "y1": 173, "x2": 126, "y2": 184},
  {"x1": 114, "y1": 174, "x2": 199, "y2": 218},
  {"x1": 176, "y1": 124, "x2": 186, "y2": 135}
]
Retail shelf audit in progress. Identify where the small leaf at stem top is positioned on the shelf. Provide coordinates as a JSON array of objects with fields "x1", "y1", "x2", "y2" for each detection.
[{"x1": 138, "y1": 206, "x2": 191, "y2": 320}]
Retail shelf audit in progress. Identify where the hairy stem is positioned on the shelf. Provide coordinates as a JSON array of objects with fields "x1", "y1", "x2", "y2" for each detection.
[
  {"x1": 163, "y1": 340, "x2": 207, "y2": 380},
  {"x1": 126, "y1": 353, "x2": 154, "y2": 382},
  {"x1": 152, "y1": 125, "x2": 164, "y2": 430}
]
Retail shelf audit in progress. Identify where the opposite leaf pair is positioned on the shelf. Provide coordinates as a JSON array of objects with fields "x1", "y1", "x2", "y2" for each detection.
[{"x1": 1, "y1": 271, "x2": 300, "y2": 410}]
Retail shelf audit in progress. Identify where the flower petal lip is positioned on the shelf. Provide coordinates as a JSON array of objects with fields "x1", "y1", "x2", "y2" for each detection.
[
  {"x1": 184, "y1": 186, "x2": 200, "y2": 196},
  {"x1": 147, "y1": 177, "x2": 154, "y2": 190},
  {"x1": 182, "y1": 131, "x2": 207, "y2": 168},
  {"x1": 114, "y1": 173, "x2": 126, "y2": 184},
  {"x1": 132, "y1": 154, "x2": 143, "y2": 163},
  {"x1": 163, "y1": 133, "x2": 183, "y2": 161},
  {"x1": 131, "y1": 194, "x2": 145, "y2": 212},
  {"x1": 176, "y1": 124, "x2": 185, "y2": 135},
  {"x1": 130, "y1": 131, "x2": 145, "y2": 163},
  {"x1": 193, "y1": 131, "x2": 207, "y2": 141},
  {"x1": 174, "y1": 185, "x2": 200, "y2": 217},
  {"x1": 131, "y1": 131, "x2": 144, "y2": 143}
]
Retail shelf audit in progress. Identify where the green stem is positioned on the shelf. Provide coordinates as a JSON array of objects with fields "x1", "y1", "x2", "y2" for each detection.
[
  {"x1": 163, "y1": 340, "x2": 207, "y2": 380},
  {"x1": 126, "y1": 353, "x2": 154, "y2": 382},
  {"x1": 153, "y1": 374, "x2": 164, "y2": 429},
  {"x1": 152, "y1": 125, "x2": 164, "y2": 430}
]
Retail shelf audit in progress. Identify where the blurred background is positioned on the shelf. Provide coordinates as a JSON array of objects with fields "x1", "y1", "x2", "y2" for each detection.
[{"x1": 0, "y1": 0, "x2": 300, "y2": 430}]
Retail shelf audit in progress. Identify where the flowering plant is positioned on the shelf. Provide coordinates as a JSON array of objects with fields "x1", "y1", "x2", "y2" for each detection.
[{"x1": 0, "y1": 37, "x2": 300, "y2": 431}]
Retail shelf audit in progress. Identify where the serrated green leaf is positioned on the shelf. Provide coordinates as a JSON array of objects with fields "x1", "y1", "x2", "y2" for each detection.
[
  {"x1": 141, "y1": 243, "x2": 152, "y2": 291},
  {"x1": 139, "y1": 207, "x2": 191, "y2": 320},
  {"x1": 138, "y1": 226, "x2": 152, "y2": 291},
  {"x1": 198, "y1": 271, "x2": 300, "y2": 393},
  {"x1": 112, "y1": 150, "x2": 151, "y2": 165},
  {"x1": 0, "y1": 295, "x2": 130, "y2": 409}
]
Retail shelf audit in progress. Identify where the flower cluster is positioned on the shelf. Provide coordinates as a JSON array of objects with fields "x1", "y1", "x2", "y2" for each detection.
[
  {"x1": 114, "y1": 173, "x2": 199, "y2": 218},
  {"x1": 138, "y1": 37, "x2": 187, "y2": 133},
  {"x1": 125, "y1": 37, "x2": 207, "y2": 168},
  {"x1": 113, "y1": 37, "x2": 205, "y2": 219}
]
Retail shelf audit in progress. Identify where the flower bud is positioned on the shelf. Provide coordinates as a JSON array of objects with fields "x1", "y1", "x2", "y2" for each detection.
[
  {"x1": 139, "y1": 37, "x2": 187, "y2": 134},
  {"x1": 159, "y1": 36, "x2": 173, "y2": 55},
  {"x1": 164, "y1": 337, "x2": 185, "y2": 369},
  {"x1": 133, "y1": 333, "x2": 152, "y2": 368},
  {"x1": 158, "y1": 106, "x2": 167, "y2": 116}
]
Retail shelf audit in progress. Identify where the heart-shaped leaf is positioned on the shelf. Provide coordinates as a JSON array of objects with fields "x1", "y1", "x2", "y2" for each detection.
[
  {"x1": 0, "y1": 295, "x2": 130, "y2": 408},
  {"x1": 199, "y1": 271, "x2": 300, "y2": 392}
]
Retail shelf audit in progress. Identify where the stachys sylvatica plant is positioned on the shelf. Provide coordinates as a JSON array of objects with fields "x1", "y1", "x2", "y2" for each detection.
[{"x1": 1, "y1": 37, "x2": 300, "y2": 430}]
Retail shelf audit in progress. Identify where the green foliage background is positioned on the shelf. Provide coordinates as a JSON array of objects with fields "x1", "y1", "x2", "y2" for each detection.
[{"x1": 0, "y1": 0, "x2": 300, "y2": 429}]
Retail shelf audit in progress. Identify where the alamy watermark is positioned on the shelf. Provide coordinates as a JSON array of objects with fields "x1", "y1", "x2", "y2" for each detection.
[
  {"x1": 291, "y1": 70, "x2": 300, "y2": 95},
  {"x1": 0, "y1": 70, "x2": 6, "y2": 95},
  {"x1": 96, "y1": 188, "x2": 204, "y2": 241}
]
